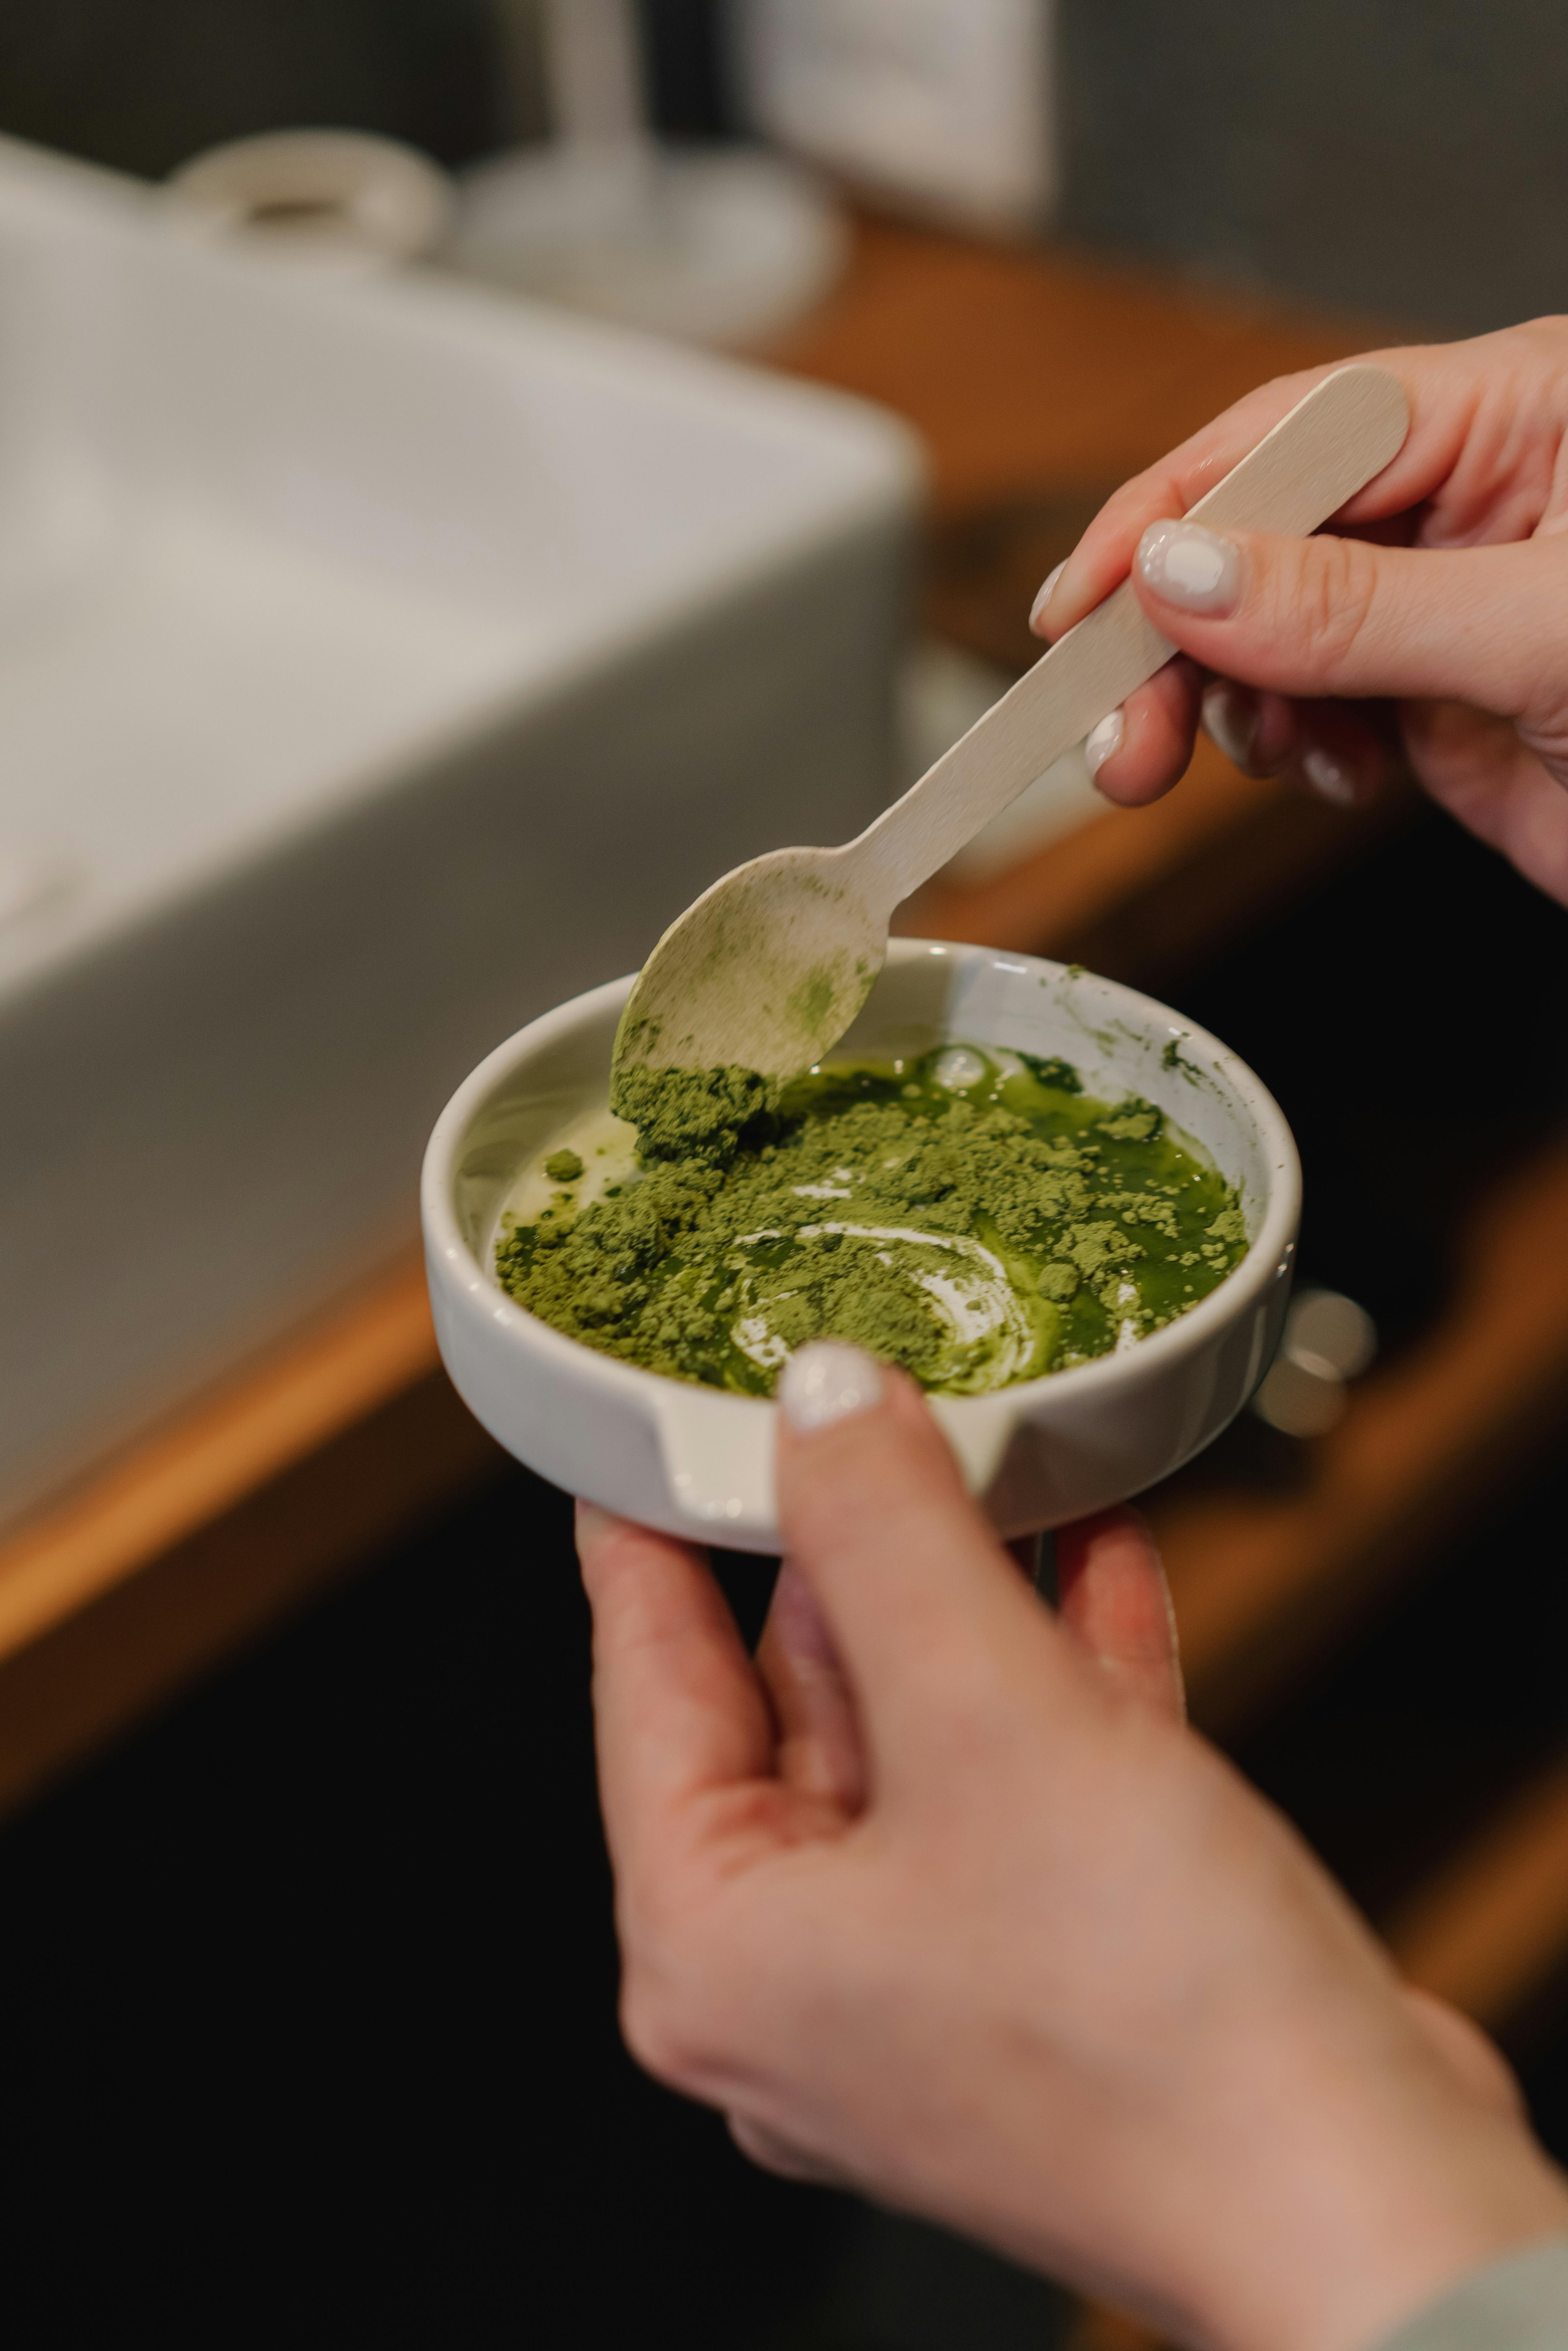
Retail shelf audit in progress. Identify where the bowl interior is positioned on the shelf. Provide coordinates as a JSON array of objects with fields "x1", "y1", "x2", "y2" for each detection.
[
  {"x1": 831, "y1": 945, "x2": 1282, "y2": 1237},
  {"x1": 446, "y1": 942, "x2": 1288, "y2": 1301},
  {"x1": 449, "y1": 978, "x2": 628, "y2": 1265}
]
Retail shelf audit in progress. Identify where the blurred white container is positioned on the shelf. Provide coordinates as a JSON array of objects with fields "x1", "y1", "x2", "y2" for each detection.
[
  {"x1": 737, "y1": 0, "x2": 1058, "y2": 234},
  {"x1": 0, "y1": 137, "x2": 919, "y2": 1527},
  {"x1": 163, "y1": 129, "x2": 454, "y2": 271}
]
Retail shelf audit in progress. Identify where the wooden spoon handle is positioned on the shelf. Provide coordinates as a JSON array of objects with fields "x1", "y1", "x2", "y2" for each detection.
[{"x1": 852, "y1": 362, "x2": 1411, "y2": 905}]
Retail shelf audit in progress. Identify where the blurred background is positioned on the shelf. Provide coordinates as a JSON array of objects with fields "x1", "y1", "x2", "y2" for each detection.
[{"x1": 1, "y1": 6, "x2": 1567, "y2": 2345}]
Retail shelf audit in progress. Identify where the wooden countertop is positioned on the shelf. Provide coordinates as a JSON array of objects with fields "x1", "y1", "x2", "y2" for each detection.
[{"x1": 763, "y1": 214, "x2": 1365, "y2": 517}]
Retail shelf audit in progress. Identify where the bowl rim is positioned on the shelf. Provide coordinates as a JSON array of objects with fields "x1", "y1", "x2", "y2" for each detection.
[{"x1": 422, "y1": 938, "x2": 1301, "y2": 1417}]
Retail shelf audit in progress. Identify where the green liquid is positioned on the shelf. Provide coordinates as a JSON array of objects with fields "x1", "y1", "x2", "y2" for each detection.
[{"x1": 496, "y1": 1047, "x2": 1248, "y2": 1397}]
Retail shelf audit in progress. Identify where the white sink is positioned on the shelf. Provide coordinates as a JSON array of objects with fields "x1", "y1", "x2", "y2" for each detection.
[{"x1": 0, "y1": 138, "x2": 920, "y2": 1525}]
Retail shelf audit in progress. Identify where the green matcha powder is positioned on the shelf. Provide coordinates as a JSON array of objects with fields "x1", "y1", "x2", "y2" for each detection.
[{"x1": 495, "y1": 1048, "x2": 1249, "y2": 1397}]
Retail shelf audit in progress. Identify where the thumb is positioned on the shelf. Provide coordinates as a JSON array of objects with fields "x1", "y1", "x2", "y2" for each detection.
[
  {"x1": 774, "y1": 1344, "x2": 1074, "y2": 1771},
  {"x1": 1131, "y1": 516, "x2": 1568, "y2": 721}
]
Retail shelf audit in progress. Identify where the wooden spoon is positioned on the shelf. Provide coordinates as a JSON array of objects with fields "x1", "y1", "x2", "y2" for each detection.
[{"x1": 613, "y1": 362, "x2": 1410, "y2": 1090}]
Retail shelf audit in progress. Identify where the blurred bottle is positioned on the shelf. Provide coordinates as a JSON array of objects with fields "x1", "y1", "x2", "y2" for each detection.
[
  {"x1": 448, "y1": 0, "x2": 847, "y2": 344},
  {"x1": 734, "y1": 0, "x2": 1059, "y2": 235}
]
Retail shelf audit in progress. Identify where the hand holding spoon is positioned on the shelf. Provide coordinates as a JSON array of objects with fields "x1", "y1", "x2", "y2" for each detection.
[{"x1": 613, "y1": 364, "x2": 1411, "y2": 1093}]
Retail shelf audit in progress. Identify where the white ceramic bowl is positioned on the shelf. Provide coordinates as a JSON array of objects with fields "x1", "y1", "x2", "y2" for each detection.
[{"x1": 422, "y1": 940, "x2": 1300, "y2": 1548}]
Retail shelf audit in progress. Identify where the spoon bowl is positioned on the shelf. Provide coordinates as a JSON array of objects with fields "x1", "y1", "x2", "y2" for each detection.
[{"x1": 611, "y1": 840, "x2": 888, "y2": 1082}]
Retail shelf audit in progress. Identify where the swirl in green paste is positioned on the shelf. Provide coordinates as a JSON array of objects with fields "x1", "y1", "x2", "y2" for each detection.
[{"x1": 496, "y1": 1048, "x2": 1248, "y2": 1396}]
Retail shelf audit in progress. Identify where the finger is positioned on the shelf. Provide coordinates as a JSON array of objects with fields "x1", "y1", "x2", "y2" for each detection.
[
  {"x1": 1084, "y1": 658, "x2": 1204, "y2": 809},
  {"x1": 1029, "y1": 335, "x2": 1508, "y2": 641},
  {"x1": 1402, "y1": 699, "x2": 1568, "y2": 903},
  {"x1": 1131, "y1": 521, "x2": 1568, "y2": 717},
  {"x1": 773, "y1": 1345, "x2": 1080, "y2": 1775},
  {"x1": 1200, "y1": 680, "x2": 1396, "y2": 812},
  {"x1": 1055, "y1": 1508, "x2": 1185, "y2": 1722},
  {"x1": 1281, "y1": 700, "x2": 1395, "y2": 809},
  {"x1": 755, "y1": 1564, "x2": 866, "y2": 1812},
  {"x1": 576, "y1": 1502, "x2": 776, "y2": 1877},
  {"x1": 1200, "y1": 679, "x2": 1285, "y2": 777},
  {"x1": 1033, "y1": 367, "x2": 1335, "y2": 635}
]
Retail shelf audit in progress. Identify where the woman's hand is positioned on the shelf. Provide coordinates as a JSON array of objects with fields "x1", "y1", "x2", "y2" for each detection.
[
  {"x1": 577, "y1": 1344, "x2": 1568, "y2": 2351},
  {"x1": 1031, "y1": 320, "x2": 1568, "y2": 905}
]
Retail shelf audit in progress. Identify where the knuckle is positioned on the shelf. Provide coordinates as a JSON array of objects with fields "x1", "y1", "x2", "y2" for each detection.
[
  {"x1": 728, "y1": 2112, "x2": 790, "y2": 2176},
  {"x1": 615, "y1": 1878, "x2": 740, "y2": 2094},
  {"x1": 1274, "y1": 533, "x2": 1381, "y2": 684},
  {"x1": 1106, "y1": 470, "x2": 1166, "y2": 526},
  {"x1": 619, "y1": 1969, "x2": 707, "y2": 2090}
]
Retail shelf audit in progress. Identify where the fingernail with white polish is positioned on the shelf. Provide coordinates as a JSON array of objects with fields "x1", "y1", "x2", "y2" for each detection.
[
  {"x1": 1301, "y1": 745, "x2": 1356, "y2": 805},
  {"x1": 780, "y1": 1342, "x2": 883, "y2": 1433},
  {"x1": 1137, "y1": 520, "x2": 1242, "y2": 615},
  {"x1": 1201, "y1": 680, "x2": 1259, "y2": 771},
  {"x1": 1029, "y1": 559, "x2": 1067, "y2": 630},
  {"x1": 1084, "y1": 708, "x2": 1124, "y2": 776}
]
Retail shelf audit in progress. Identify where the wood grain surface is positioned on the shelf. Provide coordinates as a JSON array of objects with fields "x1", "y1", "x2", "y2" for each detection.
[
  {"x1": 0, "y1": 1253, "x2": 439, "y2": 1669},
  {"x1": 0, "y1": 1256, "x2": 504, "y2": 1812},
  {"x1": 764, "y1": 216, "x2": 1371, "y2": 517}
]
